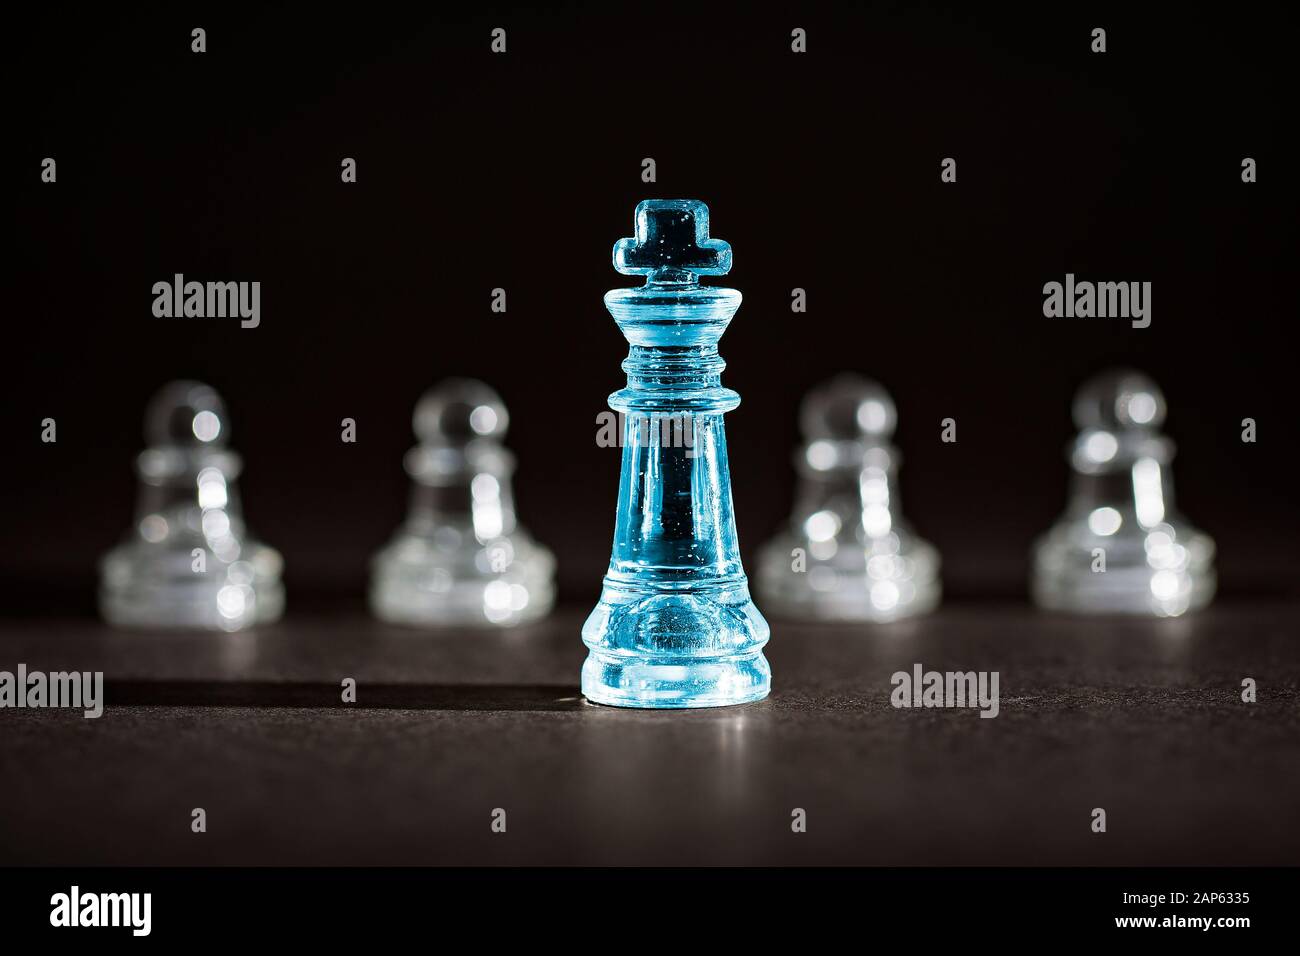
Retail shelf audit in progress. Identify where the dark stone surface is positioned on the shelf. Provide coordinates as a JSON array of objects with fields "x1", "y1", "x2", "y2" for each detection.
[{"x1": 1, "y1": 601, "x2": 1296, "y2": 866}]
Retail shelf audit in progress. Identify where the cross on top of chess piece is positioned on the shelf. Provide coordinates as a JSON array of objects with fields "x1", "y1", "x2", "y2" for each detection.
[{"x1": 613, "y1": 199, "x2": 732, "y2": 283}]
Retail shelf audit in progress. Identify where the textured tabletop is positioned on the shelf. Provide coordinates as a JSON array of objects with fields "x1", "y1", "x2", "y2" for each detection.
[{"x1": 1, "y1": 601, "x2": 1296, "y2": 866}]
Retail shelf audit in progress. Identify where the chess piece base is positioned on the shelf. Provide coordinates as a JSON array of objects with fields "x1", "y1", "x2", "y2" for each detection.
[
  {"x1": 370, "y1": 527, "x2": 555, "y2": 628},
  {"x1": 1032, "y1": 520, "x2": 1215, "y2": 617},
  {"x1": 99, "y1": 541, "x2": 284, "y2": 631},
  {"x1": 581, "y1": 648, "x2": 771, "y2": 709},
  {"x1": 581, "y1": 584, "x2": 771, "y2": 708},
  {"x1": 758, "y1": 531, "x2": 940, "y2": 623}
]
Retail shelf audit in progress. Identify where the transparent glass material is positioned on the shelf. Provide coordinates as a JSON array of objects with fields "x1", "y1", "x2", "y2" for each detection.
[
  {"x1": 758, "y1": 374, "x2": 940, "y2": 621},
  {"x1": 99, "y1": 381, "x2": 284, "y2": 631},
  {"x1": 582, "y1": 199, "x2": 771, "y2": 708},
  {"x1": 1032, "y1": 369, "x2": 1215, "y2": 617},
  {"x1": 370, "y1": 379, "x2": 555, "y2": 627}
]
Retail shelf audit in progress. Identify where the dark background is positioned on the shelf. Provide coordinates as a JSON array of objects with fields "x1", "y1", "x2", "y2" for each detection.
[
  {"x1": 7, "y1": 2, "x2": 1296, "y2": 612},
  {"x1": 4, "y1": 2, "x2": 1298, "y2": 877}
]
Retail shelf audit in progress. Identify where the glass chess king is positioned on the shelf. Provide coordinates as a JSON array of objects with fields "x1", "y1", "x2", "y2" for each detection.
[{"x1": 581, "y1": 199, "x2": 772, "y2": 708}]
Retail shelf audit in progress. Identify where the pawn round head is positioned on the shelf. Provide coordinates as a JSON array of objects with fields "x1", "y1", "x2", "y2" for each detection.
[
  {"x1": 1072, "y1": 369, "x2": 1166, "y2": 430},
  {"x1": 801, "y1": 374, "x2": 897, "y2": 441},
  {"x1": 414, "y1": 379, "x2": 509, "y2": 443},
  {"x1": 145, "y1": 380, "x2": 229, "y2": 447}
]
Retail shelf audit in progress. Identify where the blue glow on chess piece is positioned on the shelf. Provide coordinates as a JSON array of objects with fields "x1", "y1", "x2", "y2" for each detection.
[{"x1": 581, "y1": 200, "x2": 772, "y2": 708}]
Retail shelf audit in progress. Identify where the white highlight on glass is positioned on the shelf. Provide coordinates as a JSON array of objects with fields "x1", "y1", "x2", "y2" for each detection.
[
  {"x1": 1084, "y1": 430, "x2": 1118, "y2": 463},
  {"x1": 1128, "y1": 391, "x2": 1158, "y2": 425},
  {"x1": 1132, "y1": 457, "x2": 1166, "y2": 528},
  {"x1": 1087, "y1": 506, "x2": 1123, "y2": 536},
  {"x1": 191, "y1": 410, "x2": 221, "y2": 442}
]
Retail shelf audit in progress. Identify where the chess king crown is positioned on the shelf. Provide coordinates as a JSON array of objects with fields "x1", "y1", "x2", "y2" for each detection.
[{"x1": 604, "y1": 199, "x2": 744, "y2": 414}]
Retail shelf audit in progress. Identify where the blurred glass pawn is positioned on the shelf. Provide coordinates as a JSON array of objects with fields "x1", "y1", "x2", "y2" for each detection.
[
  {"x1": 757, "y1": 374, "x2": 940, "y2": 621},
  {"x1": 100, "y1": 381, "x2": 284, "y2": 631},
  {"x1": 370, "y1": 379, "x2": 555, "y2": 627},
  {"x1": 1032, "y1": 369, "x2": 1215, "y2": 617}
]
